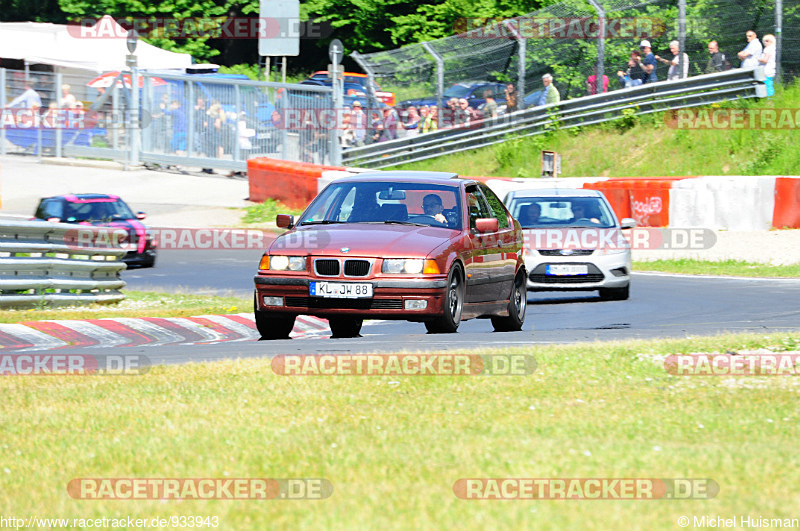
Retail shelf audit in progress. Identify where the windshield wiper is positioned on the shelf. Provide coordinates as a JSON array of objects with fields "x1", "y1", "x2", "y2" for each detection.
[
  {"x1": 383, "y1": 220, "x2": 427, "y2": 227},
  {"x1": 299, "y1": 220, "x2": 346, "y2": 226}
]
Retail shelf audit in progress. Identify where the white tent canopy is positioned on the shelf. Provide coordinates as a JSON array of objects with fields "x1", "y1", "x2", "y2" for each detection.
[{"x1": 0, "y1": 15, "x2": 193, "y2": 72}]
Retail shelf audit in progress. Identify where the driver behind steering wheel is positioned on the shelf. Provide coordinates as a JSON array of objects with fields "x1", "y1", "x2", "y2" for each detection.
[{"x1": 422, "y1": 194, "x2": 448, "y2": 224}]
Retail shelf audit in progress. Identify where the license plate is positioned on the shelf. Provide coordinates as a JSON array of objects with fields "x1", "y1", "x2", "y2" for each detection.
[
  {"x1": 546, "y1": 264, "x2": 588, "y2": 276},
  {"x1": 310, "y1": 281, "x2": 373, "y2": 298}
]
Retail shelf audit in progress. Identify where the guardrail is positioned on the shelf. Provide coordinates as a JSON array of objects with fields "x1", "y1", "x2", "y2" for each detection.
[
  {"x1": 342, "y1": 69, "x2": 766, "y2": 168},
  {"x1": 0, "y1": 221, "x2": 127, "y2": 308}
]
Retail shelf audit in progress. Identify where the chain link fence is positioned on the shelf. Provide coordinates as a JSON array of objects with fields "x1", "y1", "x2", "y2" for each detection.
[
  {"x1": 1, "y1": 68, "x2": 336, "y2": 170},
  {"x1": 354, "y1": 0, "x2": 796, "y2": 114}
]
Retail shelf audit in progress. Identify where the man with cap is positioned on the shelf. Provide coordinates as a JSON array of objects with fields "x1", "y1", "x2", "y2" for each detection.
[
  {"x1": 637, "y1": 40, "x2": 658, "y2": 84},
  {"x1": 350, "y1": 100, "x2": 367, "y2": 147}
]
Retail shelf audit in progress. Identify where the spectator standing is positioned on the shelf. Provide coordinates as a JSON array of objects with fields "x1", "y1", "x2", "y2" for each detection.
[
  {"x1": 206, "y1": 101, "x2": 226, "y2": 159},
  {"x1": 350, "y1": 101, "x2": 367, "y2": 147},
  {"x1": 738, "y1": 30, "x2": 762, "y2": 69},
  {"x1": 656, "y1": 41, "x2": 690, "y2": 80},
  {"x1": 59, "y1": 84, "x2": 77, "y2": 109},
  {"x1": 537, "y1": 74, "x2": 560, "y2": 106},
  {"x1": 160, "y1": 99, "x2": 187, "y2": 156},
  {"x1": 455, "y1": 98, "x2": 471, "y2": 126},
  {"x1": 379, "y1": 106, "x2": 398, "y2": 142},
  {"x1": 504, "y1": 83, "x2": 518, "y2": 113},
  {"x1": 759, "y1": 34, "x2": 777, "y2": 96},
  {"x1": 638, "y1": 40, "x2": 658, "y2": 83},
  {"x1": 482, "y1": 89, "x2": 498, "y2": 119},
  {"x1": 6, "y1": 82, "x2": 41, "y2": 109},
  {"x1": 421, "y1": 105, "x2": 438, "y2": 134},
  {"x1": 705, "y1": 41, "x2": 729, "y2": 73},
  {"x1": 586, "y1": 67, "x2": 609, "y2": 95},
  {"x1": 617, "y1": 50, "x2": 646, "y2": 88},
  {"x1": 403, "y1": 106, "x2": 421, "y2": 137}
]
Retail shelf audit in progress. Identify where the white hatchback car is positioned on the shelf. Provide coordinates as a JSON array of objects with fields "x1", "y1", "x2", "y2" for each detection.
[{"x1": 504, "y1": 188, "x2": 636, "y2": 300}]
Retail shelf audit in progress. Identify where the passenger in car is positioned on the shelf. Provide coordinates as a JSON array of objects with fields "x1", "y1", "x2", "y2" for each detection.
[{"x1": 520, "y1": 203, "x2": 541, "y2": 227}]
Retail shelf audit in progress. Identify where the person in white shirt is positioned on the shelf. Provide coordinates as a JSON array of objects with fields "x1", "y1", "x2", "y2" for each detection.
[
  {"x1": 758, "y1": 34, "x2": 777, "y2": 96},
  {"x1": 350, "y1": 100, "x2": 367, "y2": 147},
  {"x1": 59, "y1": 84, "x2": 77, "y2": 108},
  {"x1": 738, "y1": 30, "x2": 763, "y2": 69},
  {"x1": 6, "y1": 82, "x2": 41, "y2": 109},
  {"x1": 656, "y1": 41, "x2": 689, "y2": 80}
]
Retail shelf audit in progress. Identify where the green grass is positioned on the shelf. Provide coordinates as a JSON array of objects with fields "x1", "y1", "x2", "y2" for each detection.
[
  {"x1": 242, "y1": 199, "x2": 304, "y2": 225},
  {"x1": 1, "y1": 332, "x2": 799, "y2": 528},
  {"x1": 635, "y1": 258, "x2": 800, "y2": 278},
  {"x1": 392, "y1": 81, "x2": 800, "y2": 178},
  {"x1": 0, "y1": 290, "x2": 250, "y2": 323}
]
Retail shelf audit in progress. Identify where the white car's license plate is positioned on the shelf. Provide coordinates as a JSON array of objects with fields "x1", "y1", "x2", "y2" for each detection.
[
  {"x1": 546, "y1": 264, "x2": 589, "y2": 276},
  {"x1": 310, "y1": 281, "x2": 373, "y2": 298}
]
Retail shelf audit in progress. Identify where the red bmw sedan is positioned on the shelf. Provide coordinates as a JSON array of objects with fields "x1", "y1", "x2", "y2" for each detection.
[{"x1": 253, "y1": 171, "x2": 527, "y2": 339}]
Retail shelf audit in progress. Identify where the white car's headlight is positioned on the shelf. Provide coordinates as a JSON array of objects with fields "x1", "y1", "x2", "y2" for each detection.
[
  {"x1": 382, "y1": 258, "x2": 425, "y2": 274},
  {"x1": 268, "y1": 255, "x2": 307, "y2": 271}
]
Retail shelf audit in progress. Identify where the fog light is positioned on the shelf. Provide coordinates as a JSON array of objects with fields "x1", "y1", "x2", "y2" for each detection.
[
  {"x1": 263, "y1": 296, "x2": 284, "y2": 307},
  {"x1": 404, "y1": 299, "x2": 427, "y2": 310}
]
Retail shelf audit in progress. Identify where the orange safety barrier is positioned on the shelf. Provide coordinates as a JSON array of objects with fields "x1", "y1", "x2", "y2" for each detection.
[
  {"x1": 584, "y1": 177, "x2": 695, "y2": 227},
  {"x1": 247, "y1": 158, "x2": 345, "y2": 210},
  {"x1": 772, "y1": 177, "x2": 800, "y2": 229}
]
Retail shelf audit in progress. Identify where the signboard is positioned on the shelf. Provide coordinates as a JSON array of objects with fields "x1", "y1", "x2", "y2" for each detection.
[{"x1": 258, "y1": 0, "x2": 300, "y2": 57}]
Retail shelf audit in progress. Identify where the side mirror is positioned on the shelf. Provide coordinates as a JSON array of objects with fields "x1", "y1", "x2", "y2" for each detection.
[
  {"x1": 475, "y1": 218, "x2": 499, "y2": 233},
  {"x1": 620, "y1": 218, "x2": 637, "y2": 229},
  {"x1": 276, "y1": 214, "x2": 294, "y2": 228},
  {"x1": 136, "y1": 211, "x2": 147, "y2": 220}
]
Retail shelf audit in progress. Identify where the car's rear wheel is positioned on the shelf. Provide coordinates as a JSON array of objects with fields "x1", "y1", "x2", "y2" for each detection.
[
  {"x1": 328, "y1": 317, "x2": 363, "y2": 338},
  {"x1": 599, "y1": 284, "x2": 630, "y2": 301},
  {"x1": 254, "y1": 293, "x2": 296, "y2": 339},
  {"x1": 425, "y1": 264, "x2": 464, "y2": 334},
  {"x1": 492, "y1": 271, "x2": 527, "y2": 332}
]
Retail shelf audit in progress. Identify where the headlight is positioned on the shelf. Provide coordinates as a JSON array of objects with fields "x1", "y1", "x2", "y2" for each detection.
[
  {"x1": 269, "y1": 255, "x2": 306, "y2": 271},
  {"x1": 382, "y1": 259, "x2": 439, "y2": 274}
]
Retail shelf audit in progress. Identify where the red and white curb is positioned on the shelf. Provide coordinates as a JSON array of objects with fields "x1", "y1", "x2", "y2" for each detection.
[{"x1": 0, "y1": 314, "x2": 331, "y2": 352}]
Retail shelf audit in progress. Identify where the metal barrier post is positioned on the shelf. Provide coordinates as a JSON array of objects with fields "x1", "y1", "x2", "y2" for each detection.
[
  {"x1": 55, "y1": 72, "x2": 63, "y2": 158},
  {"x1": 504, "y1": 20, "x2": 526, "y2": 110},
  {"x1": 187, "y1": 80, "x2": 195, "y2": 157},
  {"x1": 130, "y1": 66, "x2": 140, "y2": 168},
  {"x1": 587, "y1": 0, "x2": 606, "y2": 88},
  {"x1": 422, "y1": 42, "x2": 444, "y2": 128},
  {"x1": 234, "y1": 84, "x2": 242, "y2": 162},
  {"x1": 0, "y1": 68, "x2": 6, "y2": 155},
  {"x1": 351, "y1": 52, "x2": 379, "y2": 113},
  {"x1": 678, "y1": 0, "x2": 686, "y2": 79},
  {"x1": 776, "y1": 0, "x2": 782, "y2": 82}
]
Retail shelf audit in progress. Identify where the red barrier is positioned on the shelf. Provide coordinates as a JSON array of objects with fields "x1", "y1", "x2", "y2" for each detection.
[
  {"x1": 584, "y1": 177, "x2": 695, "y2": 227},
  {"x1": 772, "y1": 177, "x2": 800, "y2": 229},
  {"x1": 247, "y1": 158, "x2": 345, "y2": 210}
]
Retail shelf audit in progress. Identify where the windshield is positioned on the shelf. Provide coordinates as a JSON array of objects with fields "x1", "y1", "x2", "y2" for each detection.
[
  {"x1": 443, "y1": 85, "x2": 474, "y2": 99},
  {"x1": 299, "y1": 181, "x2": 462, "y2": 230},
  {"x1": 510, "y1": 196, "x2": 616, "y2": 229},
  {"x1": 64, "y1": 200, "x2": 136, "y2": 222}
]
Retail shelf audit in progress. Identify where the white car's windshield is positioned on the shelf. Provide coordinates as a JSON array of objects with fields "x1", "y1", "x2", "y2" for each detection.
[
  {"x1": 511, "y1": 197, "x2": 616, "y2": 229},
  {"x1": 300, "y1": 181, "x2": 463, "y2": 230}
]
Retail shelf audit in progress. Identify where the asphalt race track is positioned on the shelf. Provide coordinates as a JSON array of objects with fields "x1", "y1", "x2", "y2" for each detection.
[{"x1": 27, "y1": 248, "x2": 799, "y2": 363}]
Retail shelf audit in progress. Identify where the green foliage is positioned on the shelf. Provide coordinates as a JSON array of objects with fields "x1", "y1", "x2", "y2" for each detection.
[
  {"x1": 613, "y1": 106, "x2": 639, "y2": 133},
  {"x1": 242, "y1": 199, "x2": 303, "y2": 224}
]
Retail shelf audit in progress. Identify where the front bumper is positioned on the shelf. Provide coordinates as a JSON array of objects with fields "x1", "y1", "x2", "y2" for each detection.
[
  {"x1": 524, "y1": 252, "x2": 630, "y2": 291},
  {"x1": 254, "y1": 275, "x2": 448, "y2": 319}
]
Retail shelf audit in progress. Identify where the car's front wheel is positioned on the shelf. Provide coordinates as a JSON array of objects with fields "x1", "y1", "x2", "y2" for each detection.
[
  {"x1": 599, "y1": 284, "x2": 630, "y2": 301},
  {"x1": 254, "y1": 293, "x2": 296, "y2": 339},
  {"x1": 328, "y1": 317, "x2": 363, "y2": 338},
  {"x1": 425, "y1": 264, "x2": 464, "y2": 334},
  {"x1": 492, "y1": 271, "x2": 527, "y2": 332}
]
